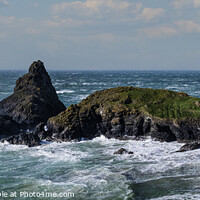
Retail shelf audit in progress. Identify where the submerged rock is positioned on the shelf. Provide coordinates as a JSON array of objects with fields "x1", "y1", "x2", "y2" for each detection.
[
  {"x1": 176, "y1": 142, "x2": 200, "y2": 152},
  {"x1": 114, "y1": 148, "x2": 133, "y2": 155},
  {"x1": 47, "y1": 87, "x2": 200, "y2": 142},
  {"x1": 0, "y1": 60, "x2": 66, "y2": 129}
]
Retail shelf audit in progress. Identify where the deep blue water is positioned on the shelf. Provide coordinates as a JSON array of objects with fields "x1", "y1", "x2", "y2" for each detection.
[{"x1": 0, "y1": 71, "x2": 200, "y2": 200}]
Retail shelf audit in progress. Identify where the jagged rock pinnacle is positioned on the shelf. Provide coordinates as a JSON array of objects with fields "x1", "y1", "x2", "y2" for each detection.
[
  {"x1": 0, "y1": 60, "x2": 66, "y2": 128},
  {"x1": 29, "y1": 60, "x2": 46, "y2": 75}
]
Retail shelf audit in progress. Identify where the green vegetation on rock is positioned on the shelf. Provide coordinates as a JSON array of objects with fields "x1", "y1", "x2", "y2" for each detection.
[
  {"x1": 81, "y1": 87, "x2": 200, "y2": 119},
  {"x1": 50, "y1": 87, "x2": 200, "y2": 127},
  {"x1": 48, "y1": 86, "x2": 200, "y2": 143}
]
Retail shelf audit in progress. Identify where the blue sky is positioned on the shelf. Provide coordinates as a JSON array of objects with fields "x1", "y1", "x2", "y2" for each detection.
[{"x1": 0, "y1": 0, "x2": 200, "y2": 70}]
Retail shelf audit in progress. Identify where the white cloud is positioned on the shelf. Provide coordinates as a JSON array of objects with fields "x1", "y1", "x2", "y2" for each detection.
[
  {"x1": 172, "y1": 0, "x2": 190, "y2": 9},
  {"x1": 175, "y1": 20, "x2": 200, "y2": 32},
  {"x1": 26, "y1": 27, "x2": 40, "y2": 35},
  {"x1": 91, "y1": 33, "x2": 115, "y2": 42},
  {"x1": 0, "y1": 0, "x2": 8, "y2": 7},
  {"x1": 0, "y1": 32, "x2": 6, "y2": 38},
  {"x1": 52, "y1": 0, "x2": 142, "y2": 17},
  {"x1": 0, "y1": 16, "x2": 43, "y2": 37},
  {"x1": 172, "y1": 0, "x2": 200, "y2": 9},
  {"x1": 43, "y1": 18, "x2": 68, "y2": 27},
  {"x1": 193, "y1": 0, "x2": 200, "y2": 8},
  {"x1": 0, "y1": 15, "x2": 15, "y2": 25},
  {"x1": 33, "y1": 3, "x2": 39, "y2": 8},
  {"x1": 141, "y1": 20, "x2": 200, "y2": 38},
  {"x1": 37, "y1": 41, "x2": 59, "y2": 55},
  {"x1": 137, "y1": 8, "x2": 165, "y2": 22},
  {"x1": 52, "y1": 1, "x2": 165, "y2": 24},
  {"x1": 140, "y1": 26, "x2": 178, "y2": 38},
  {"x1": 42, "y1": 17, "x2": 92, "y2": 28}
]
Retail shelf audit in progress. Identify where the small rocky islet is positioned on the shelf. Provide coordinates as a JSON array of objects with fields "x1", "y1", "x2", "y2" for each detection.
[{"x1": 1, "y1": 60, "x2": 200, "y2": 152}]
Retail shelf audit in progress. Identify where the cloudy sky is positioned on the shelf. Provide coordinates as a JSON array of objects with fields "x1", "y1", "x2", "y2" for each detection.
[{"x1": 0, "y1": 0, "x2": 200, "y2": 70}]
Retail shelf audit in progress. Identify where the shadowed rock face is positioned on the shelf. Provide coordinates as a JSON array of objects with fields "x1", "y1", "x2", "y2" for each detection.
[
  {"x1": 0, "y1": 60, "x2": 66, "y2": 129},
  {"x1": 0, "y1": 115, "x2": 21, "y2": 138}
]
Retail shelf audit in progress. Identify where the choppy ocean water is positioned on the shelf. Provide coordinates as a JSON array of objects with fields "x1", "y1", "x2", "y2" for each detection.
[{"x1": 1, "y1": 71, "x2": 200, "y2": 200}]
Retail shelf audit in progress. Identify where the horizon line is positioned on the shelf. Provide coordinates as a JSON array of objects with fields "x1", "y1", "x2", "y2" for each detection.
[{"x1": 0, "y1": 69, "x2": 200, "y2": 72}]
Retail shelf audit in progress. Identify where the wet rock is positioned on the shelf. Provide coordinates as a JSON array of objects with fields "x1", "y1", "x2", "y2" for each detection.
[
  {"x1": 114, "y1": 148, "x2": 134, "y2": 155},
  {"x1": 47, "y1": 104, "x2": 101, "y2": 141},
  {"x1": 151, "y1": 123, "x2": 177, "y2": 142},
  {"x1": 176, "y1": 142, "x2": 200, "y2": 152},
  {"x1": 0, "y1": 60, "x2": 66, "y2": 129},
  {"x1": 175, "y1": 118, "x2": 200, "y2": 142},
  {"x1": 33, "y1": 122, "x2": 52, "y2": 140},
  {"x1": 6, "y1": 132, "x2": 41, "y2": 147},
  {"x1": 37, "y1": 131, "x2": 51, "y2": 140},
  {"x1": 34, "y1": 122, "x2": 45, "y2": 133}
]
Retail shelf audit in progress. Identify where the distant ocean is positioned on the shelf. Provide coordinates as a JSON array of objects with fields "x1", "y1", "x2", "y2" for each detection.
[{"x1": 1, "y1": 70, "x2": 200, "y2": 200}]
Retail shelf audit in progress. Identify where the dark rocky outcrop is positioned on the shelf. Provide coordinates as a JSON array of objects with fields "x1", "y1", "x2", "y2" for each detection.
[
  {"x1": 47, "y1": 87, "x2": 200, "y2": 143},
  {"x1": 2, "y1": 67, "x2": 200, "y2": 146},
  {"x1": 176, "y1": 142, "x2": 200, "y2": 152},
  {"x1": 0, "y1": 115, "x2": 22, "y2": 138},
  {"x1": 114, "y1": 148, "x2": 133, "y2": 155},
  {"x1": 1, "y1": 122, "x2": 53, "y2": 147},
  {"x1": 34, "y1": 122, "x2": 52, "y2": 140},
  {"x1": 0, "y1": 60, "x2": 66, "y2": 131},
  {"x1": 4, "y1": 132, "x2": 41, "y2": 147}
]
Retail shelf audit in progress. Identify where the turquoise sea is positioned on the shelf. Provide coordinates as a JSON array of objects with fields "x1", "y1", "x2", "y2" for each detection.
[{"x1": 1, "y1": 71, "x2": 200, "y2": 200}]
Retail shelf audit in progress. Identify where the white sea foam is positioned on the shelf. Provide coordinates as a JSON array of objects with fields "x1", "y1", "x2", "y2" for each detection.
[
  {"x1": 80, "y1": 89, "x2": 88, "y2": 92},
  {"x1": 165, "y1": 86, "x2": 178, "y2": 90},
  {"x1": 91, "y1": 136, "x2": 200, "y2": 182},
  {"x1": 82, "y1": 82, "x2": 91, "y2": 85},
  {"x1": 69, "y1": 82, "x2": 78, "y2": 85},
  {"x1": 0, "y1": 92, "x2": 11, "y2": 95},
  {"x1": 2, "y1": 70, "x2": 200, "y2": 199},
  {"x1": 0, "y1": 142, "x2": 29, "y2": 151},
  {"x1": 56, "y1": 89, "x2": 75, "y2": 94},
  {"x1": 151, "y1": 193, "x2": 200, "y2": 200},
  {"x1": 74, "y1": 94, "x2": 89, "y2": 100},
  {"x1": 54, "y1": 82, "x2": 64, "y2": 86},
  {"x1": 29, "y1": 142, "x2": 88, "y2": 163},
  {"x1": 82, "y1": 82, "x2": 106, "y2": 86},
  {"x1": 1, "y1": 135, "x2": 200, "y2": 199}
]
